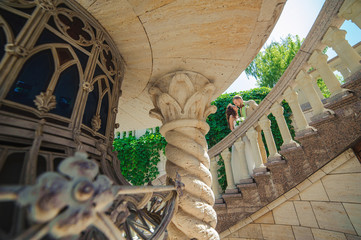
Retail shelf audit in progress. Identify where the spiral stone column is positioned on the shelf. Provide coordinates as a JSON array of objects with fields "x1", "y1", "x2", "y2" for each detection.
[{"x1": 149, "y1": 71, "x2": 219, "y2": 240}]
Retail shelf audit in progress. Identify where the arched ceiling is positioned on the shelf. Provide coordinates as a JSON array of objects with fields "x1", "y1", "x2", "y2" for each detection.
[{"x1": 77, "y1": 0, "x2": 286, "y2": 131}]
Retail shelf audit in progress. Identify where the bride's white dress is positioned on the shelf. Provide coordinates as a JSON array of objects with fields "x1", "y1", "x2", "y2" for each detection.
[{"x1": 230, "y1": 117, "x2": 253, "y2": 184}]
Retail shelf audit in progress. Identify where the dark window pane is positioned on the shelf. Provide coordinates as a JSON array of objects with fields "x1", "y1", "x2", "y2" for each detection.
[
  {"x1": 50, "y1": 64, "x2": 79, "y2": 118},
  {"x1": 0, "y1": 152, "x2": 25, "y2": 184},
  {"x1": 56, "y1": 48, "x2": 73, "y2": 66},
  {"x1": 36, "y1": 155, "x2": 47, "y2": 176},
  {"x1": 35, "y1": 28, "x2": 67, "y2": 46},
  {"x1": 6, "y1": 50, "x2": 55, "y2": 108},
  {"x1": 0, "y1": 27, "x2": 6, "y2": 61},
  {"x1": 53, "y1": 157, "x2": 64, "y2": 172},
  {"x1": 0, "y1": 8, "x2": 27, "y2": 37}
]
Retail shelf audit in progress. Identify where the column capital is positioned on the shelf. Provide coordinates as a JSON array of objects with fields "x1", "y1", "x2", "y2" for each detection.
[
  {"x1": 322, "y1": 27, "x2": 347, "y2": 46},
  {"x1": 308, "y1": 50, "x2": 328, "y2": 68},
  {"x1": 149, "y1": 71, "x2": 217, "y2": 133},
  {"x1": 295, "y1": 70, "x2": 312, "y2": 87},
  {"x1": 270, "y1": 102, "x2": 284, "y2": 117},
  {"x1": 339, "y1": 0, "x2": 361, "y2": 19}
]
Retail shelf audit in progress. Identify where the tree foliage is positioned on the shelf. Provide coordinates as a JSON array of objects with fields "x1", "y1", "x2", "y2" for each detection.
[
  {"x1": 113, "y1": 128, "x2": 166, "y2": 185},
  {"x1": 245, "y1": 35, "x2": 303, "y2": 88}
]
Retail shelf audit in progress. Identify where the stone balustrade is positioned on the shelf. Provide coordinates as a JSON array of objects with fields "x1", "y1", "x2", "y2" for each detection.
[{"x1": 208, "y1": 0, "x2": 361, "y2": 200}]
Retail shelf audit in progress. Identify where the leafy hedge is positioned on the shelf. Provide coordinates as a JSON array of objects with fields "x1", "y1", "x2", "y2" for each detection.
[{"x1": 113, "y1": 128, "x2": 166, "y2": 185}]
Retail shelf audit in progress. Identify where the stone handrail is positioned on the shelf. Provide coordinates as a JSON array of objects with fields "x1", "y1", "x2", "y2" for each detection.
[{"x1": 208, "y1": 0, "x2": 345, "y2": 158}]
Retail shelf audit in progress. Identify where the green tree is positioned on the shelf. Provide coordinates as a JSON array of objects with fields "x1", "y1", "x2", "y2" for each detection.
[{"x1": 245, "y1": 35, "x2": 303, "y2": 88}]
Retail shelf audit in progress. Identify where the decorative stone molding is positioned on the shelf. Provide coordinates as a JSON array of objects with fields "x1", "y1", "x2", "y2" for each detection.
[
  {"x1": 82, "y1": 82, "x2": 94, "y2": 92},
  {"x1": 5, "y1": 43, "x2": 28, "y2": 57},
  {"x1": 34, "y1": 90, "x2": 57, "y2": 113},
  {"x1": 91, "y1": 114, "x2": 101, "y2": 132},
  {"x1": 149, "y1": 71, "x2": 219, "y2": 240}
]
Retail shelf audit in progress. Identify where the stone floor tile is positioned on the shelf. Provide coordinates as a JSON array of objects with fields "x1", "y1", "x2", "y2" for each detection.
[
  {"x1": 322, "y1": 173, "x2": 361, "y2": 204},
  {"x1": 311, "y1": 229, "x2": 347, "y2": 240},
  {"x1": 292, "y1": 226, "x2": 314, "y2": 240},
  {"x1": 343, "y1": 203, "x2": 361, "y2": 235},
  {"x1": 294, "y1": 201, "x2": 318, "y2": 228},
  {"x1": 254, "y1": 211, "x2": 275, "y2": 224},
  {"x1": 237, "y1": 224, "x2": 263, "y2": 239},
  {"x1": 261, "y1": 224, "x2": 295, "y2": 240},
  {"x1": 330, "y1": 157, "x2": 361, "y2": 174},
  {"x1": 299, "y1": 180, "x2": 329, "y2": 201},
  {"x1": 273, "y1": 201, "x2": 299, "y2": 226},
  {"x1": 311, "y1": 202, "x2": 356, "y2": 234}
]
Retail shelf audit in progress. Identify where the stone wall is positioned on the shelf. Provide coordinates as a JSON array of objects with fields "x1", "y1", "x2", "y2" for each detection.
[{"x1": 220, "y1": 148, "x2": 361, "y2": 240}]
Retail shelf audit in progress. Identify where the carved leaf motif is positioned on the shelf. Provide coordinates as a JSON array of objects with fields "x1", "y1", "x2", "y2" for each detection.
[
  {"x1": 91, "y1": 114, "x2": 101, "y2": 132},
  {"x1": 34, "y1": 90, "x2": 57, "y2": 113},
  {"x1": 149, "y1": 72, "x2": 217, "y2": 123}
]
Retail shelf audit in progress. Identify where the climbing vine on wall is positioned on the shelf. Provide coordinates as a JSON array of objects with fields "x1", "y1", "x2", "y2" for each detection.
[{"x1": 113, "y1": 128, "x2": 166, "y2": 185}]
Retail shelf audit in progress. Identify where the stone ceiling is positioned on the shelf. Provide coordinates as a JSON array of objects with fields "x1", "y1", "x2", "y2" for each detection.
[{"x1": 77, "y1": 0, "x2": 286, "y2": 131}]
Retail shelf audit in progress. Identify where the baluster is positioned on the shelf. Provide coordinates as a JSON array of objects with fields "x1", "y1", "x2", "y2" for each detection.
[
  {"x1": 322, "y1": 27, "x2": 361, "y2": 74},
  {"x1": 283, "y1": 87, "x2": 315, "y2": 136},
  {"x1": 221, "y1": 148, "x2": 236, "y2": 192},
  {"x1": 233, "y1": 139, "x2": 251, "y2": 182},
  {"x1": 334, "y1": 63, "x2": 351, "y2": 79},
  {"x1": 246, "y1": 127, "x2": 266, "y2": 174},
  {"x1": 295, "y1": 70, "x2": 333, "y2": 116},
  {"x1": 210, "y1": 156, "x2": 221, "y2": 199},
  {"x1": 338, "y1": 0, "x2": 361, "y2": 29},
  {"x1": 308, "y1": 50, "x2": 345, "y2": 96},
  {"x1": 270, "y1": 102, "x2": 299, "y2": 150},
  {"x1": 258, "y1": 115, "x2": 282, "y2": 162}
]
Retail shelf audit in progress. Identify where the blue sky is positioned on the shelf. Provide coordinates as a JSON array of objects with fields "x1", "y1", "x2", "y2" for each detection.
[{"x1": 225, "y1": 0, "x2": 361, "y2": 93}]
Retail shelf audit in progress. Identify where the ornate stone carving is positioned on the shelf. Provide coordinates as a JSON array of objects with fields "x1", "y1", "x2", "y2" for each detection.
[
  {"x1": 149, "y1": 71, "x2": 219, "y2": 240},
  {"x1": 5, "y1": 43, "x2": 28, "y2": 57},
  {"x1": 82, "y1": 82, "x2": 94, "y2": 92},
  {"x1": 35, "y1": 0, "x2": 55, "y2": 11},
  {"x1": 34, "y1": 90, "x2": 57, "y2": 113},
  {"x1": 91, "y1": 114, "x2": 101, "y2": 132}
]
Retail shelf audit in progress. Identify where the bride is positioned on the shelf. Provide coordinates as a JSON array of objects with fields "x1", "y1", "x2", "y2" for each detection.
[{"x1": 226, "y1": 104, "x2": 240, "y2": 131}]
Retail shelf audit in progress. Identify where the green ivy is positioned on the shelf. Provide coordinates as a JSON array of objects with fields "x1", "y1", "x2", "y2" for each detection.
[{"x1": 113, "y1": 128, "x2": 166, "y2": 185}]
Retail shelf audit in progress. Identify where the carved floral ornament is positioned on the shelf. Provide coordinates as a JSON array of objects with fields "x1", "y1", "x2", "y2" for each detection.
[
  {"x1": 0, "y1": 152, "x2": 183, "y2": 240},
  {"x1": 34, "y1": 90, "x2": 57, "y2": 113},
  {"x1": 148, "y1": 71, "x2": 217, "y2": 125}
]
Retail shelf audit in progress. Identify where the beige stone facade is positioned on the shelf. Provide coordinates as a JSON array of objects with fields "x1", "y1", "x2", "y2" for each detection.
[{"x1": 220, "y1": 149, "x2": 361, "y2": 240}]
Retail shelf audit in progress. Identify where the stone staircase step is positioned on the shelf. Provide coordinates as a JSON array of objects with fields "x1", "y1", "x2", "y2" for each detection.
[
  {"x1": 215, "y1": 198, "x2": 224, "y2": 204},
  {"x1": 224, "y1": 188, "x2": 239, "y2": 194}
]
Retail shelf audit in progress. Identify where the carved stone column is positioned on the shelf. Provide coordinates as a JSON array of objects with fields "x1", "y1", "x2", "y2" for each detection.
[
  {"x1": 322, "y1": 27, "x2": 361, "y2": 74},
  {"x1": 338, "y1": 0, "x2": 361, "y2": 34},
  {"x1": 295, "y1": 70, "x2": 330, "y2": 116},
  {"x1": 149, "y1": 71, "x2": 219, "y2": 240},
  {"x1": 270, "y1": 103, "x2": 298, "y2": 150},
  {"x1": 246, "y1": 127, "x2": 266, "y2": 174},
  {"x1": 308, "y1": 50, "x2": 344, "y2": 96},
  {"x1": 233, "y1": 139, "x2": 251, "y2": 181},
  {"x1": 283, "y1": 87, "x2": 315, "y2": 136},
  {"x1": 210, "y1": 156, "x2": 221, "y2": 199},
  {"x1": 258, "y1": 115, "x2": 281, "y2": 162},
  {"x1": 221, "y1": 148, "x2": 236, "y2": 192}
]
